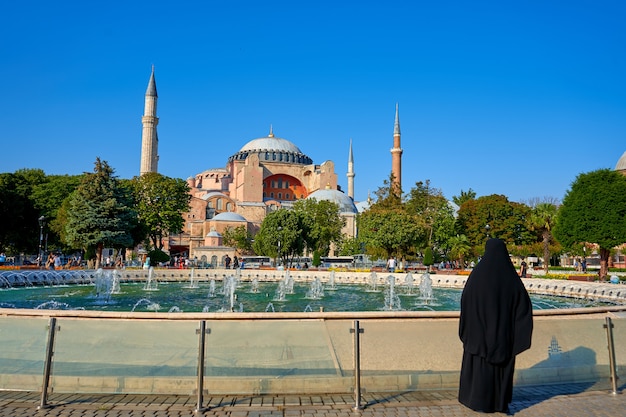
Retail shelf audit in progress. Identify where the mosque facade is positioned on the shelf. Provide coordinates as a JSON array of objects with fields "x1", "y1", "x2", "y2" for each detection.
[{"x1": 139, "y1": 70, "x2": 382, "y2": 265}]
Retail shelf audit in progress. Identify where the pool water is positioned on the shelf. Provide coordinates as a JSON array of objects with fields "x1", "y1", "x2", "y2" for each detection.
[{"x1": 0, "y1": 281, "x2": 613, "y2": 312}]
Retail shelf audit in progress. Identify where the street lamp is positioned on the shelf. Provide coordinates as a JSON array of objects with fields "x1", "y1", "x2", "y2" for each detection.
[
  {"x1": 38, "y1": 216, "x2": 45, "y2": 268},
  {"x1": 276, "y1": 226, "x2": 282, "y2": 268},
  {"x1": 485, "y1": 224, "x2": 491, "y2": 240}
]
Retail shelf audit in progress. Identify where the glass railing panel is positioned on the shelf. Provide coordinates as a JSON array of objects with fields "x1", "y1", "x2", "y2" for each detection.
[
  {"x1": 516, "y1": 316, "x2": 612, "y2": 387},
  {"x1": 51, "y1": 319, "x2": 199, "y2": 394},
  {"x1": 203, "y1": 319, "x2": 354, "y2": 394},
  {"x1": 0, "y1": 316, "x2": 48, "y2": 391},
  {"x1": 356, "y1": 318, "x2": 463, "y2": 392}
]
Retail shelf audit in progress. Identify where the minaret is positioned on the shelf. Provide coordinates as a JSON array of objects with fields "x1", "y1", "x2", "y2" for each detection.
[
  {"x1": 390, "y1": 103, "x2": 403, "y2": 190},
  {"x1": 140, "y1": 66, "x2": 159, "y2": 175},
  {"x1": 347, "y1": 138, "x2": 355, "y2": 199}
]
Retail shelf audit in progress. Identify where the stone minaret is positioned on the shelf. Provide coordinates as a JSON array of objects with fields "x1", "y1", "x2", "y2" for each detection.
[
  {"x1": 347, "y1": 138, "x2": 355, "y2": 199},
  {"x1": 140, "y1": 66, "x2": 159, "y2": 175},
  {"x1": 390, "y1": 103, "x2": 403, "y2": 190}
]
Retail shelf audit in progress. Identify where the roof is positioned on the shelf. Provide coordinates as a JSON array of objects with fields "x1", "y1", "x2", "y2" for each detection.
[
  {"x1": 615, "y1": 151, "x2": 626, "y2": 171},
  {"x1": 212, "y1": 212, "x2": 247, "y2": 222},
  {"x1": 307, "y1": 188, "x2": 358, "y2": 214}
]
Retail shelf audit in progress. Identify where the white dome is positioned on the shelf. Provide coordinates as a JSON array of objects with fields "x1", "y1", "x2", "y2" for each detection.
[
  {"x1": 615, "y1": 151, "x2": 626, "y2": 172},
  {"x1": 212, "y1": 212, "x2": 247, "y2": 222},
  {"x1": 239, "y1": 136, "x2": 302, "y2": 154},
  {"x1": 228, "y1": 130, "x2": 313, "y2": 165},
  {"x1": 307, "y1": 189, "x2": 358, "y2": 214}
]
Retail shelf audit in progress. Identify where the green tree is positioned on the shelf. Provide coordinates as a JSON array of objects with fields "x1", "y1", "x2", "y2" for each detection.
[
  {"x1": 0, "y1": 169, "x2": 45, "y2": 254},
  {"x1": 337, "y1": 236, "x2": 363, "y2": 256},
  {"x1": 222, "y1": 225, "x2": 254, "y2": 255},
  {"x1": 455, "y1": 194, "x2": 534, "y2": 254},
  {"x1": 293, "y1": 198, "x2": 345, "y2": 256},
  {"x1": 253, "y1": 209, "x2": 310, "y2": 266},
  {"x1": 64, "y1": 158, "x2": 137, "y2": 268},
  {"x1": 452, "y1": 188, "x2": 476, "y2": 207},
  {"x1": 448, "y1": 234, "x2": 472, "y2": 269},
  {"x1": 130, "y1": 172, "x2": 191, "y2": 250},
  {"x1": 553, "y1": 169, "x2": 626, "y2": 279},
  {"x1": 405, "y1": 180, "x2": 456, "y2": 257},
  {"x1": 423, "y1": 246, "x2": 434, "y2": 271},
  {"x1": 372, "y1": 173, "x2": 403, "y2": 210},
  {"x1": 358, "y1": 209, "x2": 424, "y2": 260},
  {"x1": 31, "y1": 174, "x2": 83, "y2": 252},
  {"x1": 529, "y1": 202, "x2": 559, "y2": 273}
]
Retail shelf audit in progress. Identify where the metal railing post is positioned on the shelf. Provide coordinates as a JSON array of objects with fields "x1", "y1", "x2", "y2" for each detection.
[
  {"x1": 604, "y1": 317, "x2": 619, "y2": 395},
  {"x1": 351, "y1": 319, "x2": 364, "y2": 410},
  {"x1": 38, "y1": 317, "x2": 58, "y2": 410},
  {"x1": 194, "y1": 320, "x2": 210, "y2": 413}
]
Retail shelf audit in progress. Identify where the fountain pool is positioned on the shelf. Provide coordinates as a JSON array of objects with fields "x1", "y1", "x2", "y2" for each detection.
[{"x1": 0, "y1": 274, "x2": 615, "y2": 312}]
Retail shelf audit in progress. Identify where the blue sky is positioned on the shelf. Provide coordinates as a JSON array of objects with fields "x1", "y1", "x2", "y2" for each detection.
[{"x1": 1, "y1": 0, "x2": 625, "y2": 204}]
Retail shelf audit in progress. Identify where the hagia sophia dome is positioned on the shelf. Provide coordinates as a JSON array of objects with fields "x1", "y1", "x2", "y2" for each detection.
[
  {"x1": 307, "y1": 186, "x2": 358, "y2": 214},
  {"x1": 227, "y1": 127, "x2": 313, "y2": 165}
]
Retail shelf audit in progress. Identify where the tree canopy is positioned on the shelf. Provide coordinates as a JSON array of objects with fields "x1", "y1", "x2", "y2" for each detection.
[
  {"x1": 0, "y1": 169, "x2": 44, "y2": 253},
  {"x1": 130, "y1": 172, "x2": 191, "y2": 250},
  {"x1": 64, "y1": 158, "x2": 137, "y2": 268},
  {"x1": 553, "y1": 169, "x2": 626, "y2": 278},
  {"x1": 455, "y1": 194, "x2": 534, "y2": 255}
]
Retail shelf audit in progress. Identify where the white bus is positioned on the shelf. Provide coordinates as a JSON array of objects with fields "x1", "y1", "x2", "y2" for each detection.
[
  {"x1": 240, "y1": 256, "x2": 272, "y2": 269},
  {"x1": 320, "y1": 256, "x2": 355, "y2": 268}
]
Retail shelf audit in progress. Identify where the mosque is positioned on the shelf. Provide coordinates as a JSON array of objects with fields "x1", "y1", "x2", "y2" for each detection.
[{"x1": 139, "y1": 68, "x2": 403, "y2": 265}]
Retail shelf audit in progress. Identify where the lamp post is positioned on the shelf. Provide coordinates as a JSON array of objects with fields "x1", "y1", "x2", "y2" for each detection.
[
  {"x1": 38, "y1": 216, "x2": 45, "y2": 268},
  {"x1": 485, "y1": 224, "x2": 491, "y2": 240},
  {"x1": 276, "y1": 226, "x2": 282, "y2": 269}
]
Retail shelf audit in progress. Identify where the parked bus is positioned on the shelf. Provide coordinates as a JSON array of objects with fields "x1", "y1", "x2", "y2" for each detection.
[
  {"x1": 240, "y1": 256, "x2": 272, "y2": 269},
  {"x1": 320, "y1": 256, "x2": 355, "y2": 268}
]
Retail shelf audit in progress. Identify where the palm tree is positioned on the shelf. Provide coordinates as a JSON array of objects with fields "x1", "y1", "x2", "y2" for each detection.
[
  {"x1": 448, "y1": 234, "x2": 472, "y2": 270},
  {"x1": 530, "y1": 203, "x2": 559, "y2": 274}
]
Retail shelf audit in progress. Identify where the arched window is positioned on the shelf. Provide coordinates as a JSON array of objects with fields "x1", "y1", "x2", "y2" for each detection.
[
  {"x1": 210, "y1": 255, "x2": 217, "y2": 267},
  {"x1": 286, "y1": 193, "x2": 290, "y2": 200},
  {"x1": 217, "y1": 199, "x2": 223, "y2": 210},
  {"x1": 278, "y1": 193, "x2": 282, "y2": 200},
  {"x1": 226, "y1": 202, "x2": 233, "y2": 212},
  {"x1": 270, "y1": 192, "x2": 274, "y2": 198},
  {"x1": 277, "y1": 179, "x2": 282, "y2": 188}
]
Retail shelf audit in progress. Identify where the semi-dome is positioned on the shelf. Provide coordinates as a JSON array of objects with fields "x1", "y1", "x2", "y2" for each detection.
[
  {"x1": 615, "y1": 151, "x2": 626, "y2": 172},
  {"x1": 307, "y1": 188, "x2": 358, "y2": 214},
  {"x1": 228, "y1": 127, "x2": 313, "y2": 165},
  {"x1": 212, "y1": 212, "x2": 247, "y2": 222}
]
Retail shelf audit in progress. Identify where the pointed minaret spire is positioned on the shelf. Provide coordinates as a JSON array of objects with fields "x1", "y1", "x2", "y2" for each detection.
[
  {"x1": 140, "y1": 66, "x2": 160, "y2": 175},
  {"x1": 146, "y1": 65, "x2": 158, "y2": 97},
  {"x1": 347, "y1": 138, "x2": 355, "y2": 199},
  {"x1": 390, "y1": 102, "x2": 403, "y2": 191},
  {"x1": 268, "y1": 124, "x2": 274, "y2": 137},
  {"x1": 394, "y1": 102, "x2": 400, "y2": 135}
]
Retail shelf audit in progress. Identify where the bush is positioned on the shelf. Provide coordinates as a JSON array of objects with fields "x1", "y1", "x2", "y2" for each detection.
[
  {"x1": 423, "y1": 247, "x2": 434, "y2": 267},
  {"x1": 147, "y1": 249, "x2": 170, "y2": 266}
]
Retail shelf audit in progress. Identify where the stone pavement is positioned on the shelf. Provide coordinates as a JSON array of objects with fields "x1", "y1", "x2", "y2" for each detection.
[{"x1": 0, "y1": 382, "x2": 624, "y2": 417}]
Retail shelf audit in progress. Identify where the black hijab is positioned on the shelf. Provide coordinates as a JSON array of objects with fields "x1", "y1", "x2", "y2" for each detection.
[{"x1": 459, "y1": 238, "x2": 533, "y2": 364}]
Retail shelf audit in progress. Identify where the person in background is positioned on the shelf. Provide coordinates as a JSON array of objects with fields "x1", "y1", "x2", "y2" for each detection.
[
  {"x1": 520, "y1": 259, "x2": 527, "y2": 278},
  {"x1": 386, "y1": 256, "x2": 396, "y2": 272},
  {"x1": 458, "y1": 238, "x2": 533, "y2": 414}
]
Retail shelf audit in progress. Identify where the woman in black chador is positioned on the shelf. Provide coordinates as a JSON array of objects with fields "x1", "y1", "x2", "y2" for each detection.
[{"x1": 458, "y1": 238, "x2": 533, "y2": 413}]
